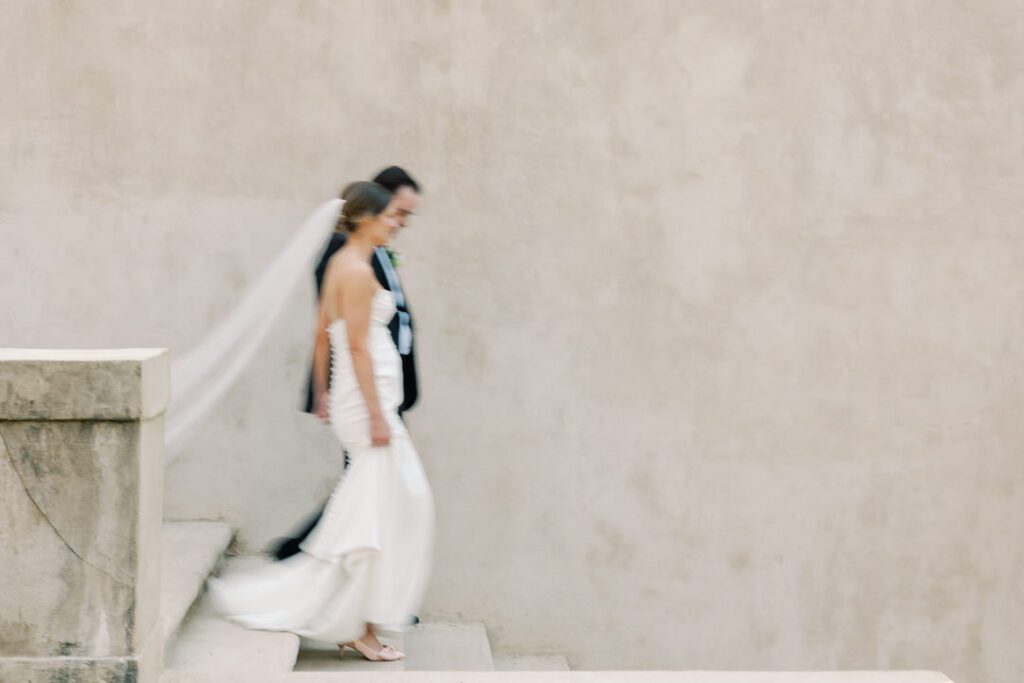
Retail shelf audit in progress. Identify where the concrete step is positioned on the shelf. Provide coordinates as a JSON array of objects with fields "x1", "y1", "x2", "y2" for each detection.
[
  {"x1": 161, "y1": 671, "x2": 955, "y2": 683},
  {"x1": 494, "y1": 653, "x2": 571, "y2": 671},
  {"x1": 159, "y1": 521, "x2": 233, "y2": 649},
  {"x1": 404, "y1": 621, "x2": 495, "y2": 671},
  {"x1": 293, "y1": 620, "x2": 495, "y2": 672},
  {"x1": 165, "y1": 591, "x2": 300, "y2": 673}
]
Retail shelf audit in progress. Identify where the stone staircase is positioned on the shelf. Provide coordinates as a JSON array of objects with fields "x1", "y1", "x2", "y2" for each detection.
[
  {"x1": 157, "y1": 521, "x2": 954, "y2": 683},
  {"x1": 158, "y1": 521, "x2": 571, "y2": 681}
]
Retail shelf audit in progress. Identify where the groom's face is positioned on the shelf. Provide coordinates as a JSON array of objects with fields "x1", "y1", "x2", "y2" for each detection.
[{"x1": 392, "y1": 186, "x2": 420, "y2": 231}]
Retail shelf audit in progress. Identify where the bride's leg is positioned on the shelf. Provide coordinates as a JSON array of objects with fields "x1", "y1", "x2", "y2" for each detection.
[
  {"x1": 339, "y1": 624, "x2": 405, "y2": 661},
  {"x1": 361, "y1": 625, "x2": 382, "y2": 649},
  {"x1": 338, "y1": 624, "x2": 382, "y2": 651}
]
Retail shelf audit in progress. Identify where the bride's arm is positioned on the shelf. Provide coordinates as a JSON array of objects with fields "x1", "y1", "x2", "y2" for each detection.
[{"x1": 340, "y1": 264, "x2": 390, "y2": 446}]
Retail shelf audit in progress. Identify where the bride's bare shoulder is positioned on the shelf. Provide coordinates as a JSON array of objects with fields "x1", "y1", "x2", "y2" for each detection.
[
  {"x1": 326, "y1": 252, "x2": 375, "y2": 291},
  {"x1": 327, "y1": 249, "x2": 372, "y2": 275}
]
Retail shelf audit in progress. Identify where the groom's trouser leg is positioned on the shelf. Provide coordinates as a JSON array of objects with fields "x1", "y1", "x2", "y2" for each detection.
[
  {"x1": 270, "y1": 447, "x2": 350, "y2": 560},
  {"x1": 271, "y1": 508, "x2": 323, "y2": 560},
  {"x1": 273, "y1": 407, "x2": 403, "y2": 561}
]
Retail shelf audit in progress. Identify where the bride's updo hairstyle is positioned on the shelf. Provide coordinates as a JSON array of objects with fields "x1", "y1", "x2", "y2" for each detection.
[{"x1": 336, "y1": 181, "x2": 393, "y2": 233}]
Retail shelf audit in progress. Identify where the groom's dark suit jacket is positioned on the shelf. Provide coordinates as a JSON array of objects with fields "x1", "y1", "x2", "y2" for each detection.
[{"x1": 303, "y1": 232, "x2": 418, "y2": 415}]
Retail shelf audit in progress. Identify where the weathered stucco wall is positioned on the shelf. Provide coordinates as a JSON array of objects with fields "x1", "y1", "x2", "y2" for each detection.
[{"x1": 2, "y1": 2, "x2": 1023, "y2": 681}]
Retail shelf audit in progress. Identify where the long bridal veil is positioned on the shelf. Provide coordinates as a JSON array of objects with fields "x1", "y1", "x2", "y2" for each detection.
[{"x1": 164, "y1": 198, "x2": 342, "y2": 461}]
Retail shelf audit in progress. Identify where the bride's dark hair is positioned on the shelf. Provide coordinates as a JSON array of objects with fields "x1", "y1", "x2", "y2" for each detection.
[{"x1": 336, "y1": 181, "x2": 393, "y2": 233}]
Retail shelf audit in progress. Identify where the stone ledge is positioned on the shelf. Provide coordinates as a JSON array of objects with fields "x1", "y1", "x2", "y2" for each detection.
[
  {"x1": 494, "y1": 653, "x2": 572, "y2": 671},
  {"x1": 159, "y1": 671, "x2": 956, "y2": 683},
  {"x1": 0, "y1": 624, "x2": 161, "y2": 682},
  {"x1": 0, "y1": 655, "x2": 142, "y2": 683},
  {"x1": 0, "y1": 348, "x2": 169, "y2": 421}
]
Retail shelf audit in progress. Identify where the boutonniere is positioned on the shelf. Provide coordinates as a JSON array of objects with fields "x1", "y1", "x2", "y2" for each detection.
[{"x1": 385, "y1": 247, "x2": 402, "y2": 269}]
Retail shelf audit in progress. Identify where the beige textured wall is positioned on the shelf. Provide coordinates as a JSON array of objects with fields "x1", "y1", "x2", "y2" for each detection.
[{"x1": 2, "y1": 2, "x2": 1023, "y2": 681}]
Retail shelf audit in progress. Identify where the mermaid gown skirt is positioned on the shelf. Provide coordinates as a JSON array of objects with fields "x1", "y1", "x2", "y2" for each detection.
[{"x1": 208, "y1": 289, "x2": 434, "y2": 642}]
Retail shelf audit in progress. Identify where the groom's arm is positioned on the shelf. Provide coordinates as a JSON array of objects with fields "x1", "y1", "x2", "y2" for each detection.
[
  {"x1": 304, "y1": 232, "x2": 346, "y2": 414},
  {"x1": 315, "y1": 233, "x2": 347, "y2": 296},
  {"x1": 370, "y1": 249, "x2": 419, "y2": 414},
  {"x1": 310, "y1": 287, "x2": 332, "y2": 420},
  {"x1": 369, "y1": 250, "x2": 391, "y2": 291}
]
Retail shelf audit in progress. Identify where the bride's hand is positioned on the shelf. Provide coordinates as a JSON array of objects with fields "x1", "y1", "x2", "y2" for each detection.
[
  {"x1": 314, "y1": 392, "x2": 329, "y2": 423},
  {"x1": 370, "y1": 414, "x2": 391, "y2": 447}
]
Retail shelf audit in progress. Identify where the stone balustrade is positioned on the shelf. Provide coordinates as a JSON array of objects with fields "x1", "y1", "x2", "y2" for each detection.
[{"x1": 0, "y1": 349, "x2": 168, "y2": 683}]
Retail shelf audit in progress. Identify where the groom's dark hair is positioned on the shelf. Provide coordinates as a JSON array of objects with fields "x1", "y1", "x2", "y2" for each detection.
[{"x1": 373, "y1": 166, "x2": 420, "y2": 194}]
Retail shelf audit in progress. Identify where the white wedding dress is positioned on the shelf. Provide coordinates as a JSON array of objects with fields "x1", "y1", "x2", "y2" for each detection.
[{"x1": 208, "y1": 289, "x2": 434, "y2": 642}]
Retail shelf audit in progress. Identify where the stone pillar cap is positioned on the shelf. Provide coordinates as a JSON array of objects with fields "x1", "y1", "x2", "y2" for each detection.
[{"x1": 0, "y1": 348, "x2": 169, "y2": 420}]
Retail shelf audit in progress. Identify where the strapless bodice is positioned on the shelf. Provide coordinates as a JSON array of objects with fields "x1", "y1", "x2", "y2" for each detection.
[
  {"x1": 326, "y1": 288, "x2": 396, "y2": 335},
  {"x1": 324, "y1": 288, "x2": 404, "y2": 448}
]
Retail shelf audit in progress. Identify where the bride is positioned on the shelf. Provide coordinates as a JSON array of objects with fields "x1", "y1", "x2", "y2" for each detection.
[{"x1": 209, "y1": 181, "x2": 434, "y2": 662}]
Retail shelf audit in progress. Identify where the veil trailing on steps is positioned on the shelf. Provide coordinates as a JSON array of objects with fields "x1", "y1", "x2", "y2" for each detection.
[{"x1": 163, "y1": 198, "x2": 343, "y2": 462}]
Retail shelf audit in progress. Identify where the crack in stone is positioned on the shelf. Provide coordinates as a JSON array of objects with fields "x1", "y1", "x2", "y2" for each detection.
[{"x1": 1, "y1": 428, "x2": 133, "y2": 586}]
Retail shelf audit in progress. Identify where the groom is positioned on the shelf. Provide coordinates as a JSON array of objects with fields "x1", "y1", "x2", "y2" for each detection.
[
  {"x1": 272, "y1": 166, "x2": 422, "y2": 561},
  {"x1": 303, "y1": 165, "x2": 420, "y2": 416}
]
